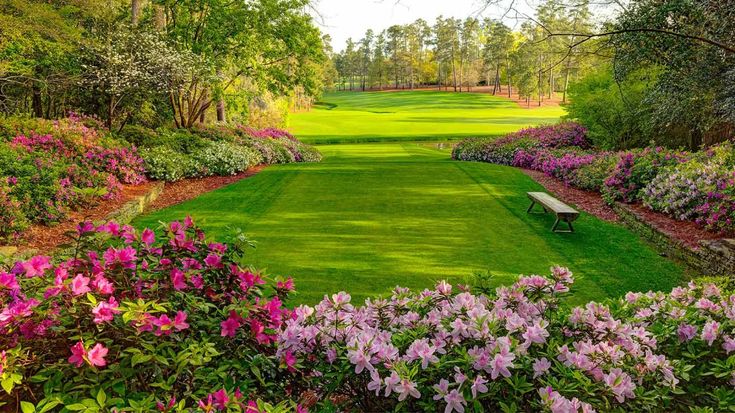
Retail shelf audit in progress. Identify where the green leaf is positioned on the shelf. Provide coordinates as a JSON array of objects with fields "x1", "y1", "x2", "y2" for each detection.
[
  {"x1": 86, "y1": 293, "x2": 97, "y2": 305},
  {"x1": 131, "y1": 353, "x2": 153, "y2": 367},
  {"x1": 38, "y1": 400, "x2": 61, "y2": 413},
  {"x1": 96, "y1": 388, "x2": 106, "y2": 407},
  {"x1": 64, "y1": 403, "x2": 88, "y2": 411},
  {"x1": 20, "y1": 401, "x2": 35, "y2": 413}
]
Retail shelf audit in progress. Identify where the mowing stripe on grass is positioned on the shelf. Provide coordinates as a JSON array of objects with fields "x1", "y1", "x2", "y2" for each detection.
[{"x1": 134, "y1": 143, "x2": 683, "y2": 305}]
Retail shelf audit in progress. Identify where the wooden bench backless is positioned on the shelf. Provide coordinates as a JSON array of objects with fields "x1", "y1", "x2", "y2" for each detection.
[{"x1": 526, "y1": 192, "x2": 579, "y2": 233}]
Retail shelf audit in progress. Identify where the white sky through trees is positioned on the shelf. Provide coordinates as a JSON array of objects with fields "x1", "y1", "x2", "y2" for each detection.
[{"x1": 312, "y1": 0, "x2": 529, "y2": 52}]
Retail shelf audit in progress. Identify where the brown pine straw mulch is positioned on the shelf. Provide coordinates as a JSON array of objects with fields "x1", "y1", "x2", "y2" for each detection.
[
  {"x1": 8, "y1": 165, "x2": 266, "y2": 254},
  {"x1": 146, "y1": 165, "x2": 265, "y2": 212},
  {"x1": 522, "y1": 169, "x2": 728, "y2": 249},
  {"x1": 16, "y1": 182, "x2": 159, "y2": 253}
]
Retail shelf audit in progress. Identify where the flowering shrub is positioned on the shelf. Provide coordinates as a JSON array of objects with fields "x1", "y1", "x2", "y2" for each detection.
[
  {"x1": 0, "y1": 217, "x2": 304, "y2": 412},
  {"x1": 193, "y1": 141, "x2": 263, "y2": 176},
  {"x1": 0, "y1": 116, "x2": 146, "y2": 234},
  {"x1": 277, "y1": 270, "x2": 735, "y2": 412},
  {"x1": 124, "y1": 125, "x2": 321, "y2": 182},
  {"x1": 642, "y1": 143, "x2": 735, "y2": 231},
  {"x1": 452, "y1": 122, "x2": 590, "y2": 164},
  {"x1": 601, "y1": 147, "x2": 689, "y2": 203},
  {"x1": 454, "y1": 124, "x2": 735, "y2": 232}
]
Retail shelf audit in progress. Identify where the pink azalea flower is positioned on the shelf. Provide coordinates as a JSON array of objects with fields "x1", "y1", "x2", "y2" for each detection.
[
  {"x1": 21, "y1": 256, "x2": 52, "y2": 278},
  {"x1": 221, "y1": 315, "x2": 241, "y2": 337},
  {"x1": 444, "y1": 389, "x2": 466, "y2": 413},
  {"x1": 92, "y1": 297, "x2": 121, "y2": 324},
  {"x1": 603, "y1": 368, "x2": 635, "y2": 403},
  {"x1": 702, "y1": 320, "x2": 720, "y2": 346},
  {"x1": 91, "y1": 274, "x2": 114, "y2": 295},
  {"x1": 170, "y1": 268, "x2": 187, "y2": 290},
  {"x1": 533, "y1": 357, "x2": 552, "y2": 378},
  {"x1": 436, "y1": 280, "x2": 452, "y2": 295},
  {"x1": 211, "y1": 389, "x2": 229, "y2": 410},
  {"x1": 471, "y1": 375, "x2": 488, "y2": 399},
  {"x1": 141, "y1": 228, "x2": 155, "y2": 246},
  {"x1": 433, "y1": 379, "x2": 450, "y2": 400},
  {"x1": 405, "y1": 338, "x2": 439, "y2": 369},
  {"x1": 173, "y1": 311, "x2": 189, "y2": 331},
  {"x1": 68, "y1": 341, "x2": 86, "y2": 367},
  {"x1": 190, "y1": 275, "x2": 204, "y2": 289},
  {"x1": 204, "y1": 253, "x2": 223, "y2": 269},
  {"x1": 489, "y1": 351, "x2": 515, "y2": 379},
  {"x1": 87, "y1": 343, "x2": 108, "y2": 367},
  {"x1": 0, "y1": 272, "x2": 19, "y2": 291},
  {"x1": 277, "y1": 277, "x2": 295, "y2": 292},
  {"x1": 282, "y1": 351, "x2": 297, "y2": 372},
  {"x1": 677, "y1": 324, "x2": 698, "y2": 342},
  {"x1": 395, "y1": 378, "x2": 421, "y2": 401},
  {"x1": 70, "y1": 274, "x2": 91, "y2": 296}
]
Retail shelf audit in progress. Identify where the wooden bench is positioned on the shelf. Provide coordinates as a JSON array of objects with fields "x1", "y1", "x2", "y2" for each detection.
[{"x1": 526, "y1": 192, "x2": 579, "y2": 233}]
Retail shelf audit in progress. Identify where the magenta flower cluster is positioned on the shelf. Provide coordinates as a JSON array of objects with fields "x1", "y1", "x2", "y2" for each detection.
[
  {"x1": 1, "y1": 217, "x2": 298, "y2": 412},
  {"x1": 0, "y1": 115, "x2": 147, "y2": 236}
]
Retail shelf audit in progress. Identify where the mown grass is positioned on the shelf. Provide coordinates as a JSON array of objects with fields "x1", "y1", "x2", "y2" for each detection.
[
  {"x1": 290, "y1": 91, "x2": 566, "y2": 144},
  {"x1": 134, "y1": 143, "x2": 684, "y2": 305}
]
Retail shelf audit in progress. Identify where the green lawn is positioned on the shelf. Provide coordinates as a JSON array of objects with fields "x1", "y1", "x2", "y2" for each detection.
[
  {"x1": 134, "y1": 142, "x2": 684, "y2": 305},
  {"x1": 290, "y1": 91, "x2": 566, "y2": 144}
]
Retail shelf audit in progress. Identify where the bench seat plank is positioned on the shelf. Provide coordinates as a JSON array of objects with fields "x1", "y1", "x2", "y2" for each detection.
[{"x1": 526, "y1": 192, "x2": 580, "y2": 232}]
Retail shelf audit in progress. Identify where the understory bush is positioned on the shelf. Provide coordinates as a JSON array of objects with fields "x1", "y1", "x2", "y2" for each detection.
[
  {"x1": 452, "y1": 122, "x2": 590, "y2": 165},
  {"x1": 643, "y1": 143, "x2": 735, "y2": 231},
  {"x1": 123, "y1": 125, "x2": 321, "y2": 182},
  {"x1": 279, "y1": 270, "x2": 735, "y2": 412},
  {"x1": 453, "y1": 123, "x2": 734, "y2": 233},
  {"x1": 0, "y1": 218, "x2": 304, "y2": 412},
  {"x1": 0, "y1": 115, "x2": 146, "y2": 239}
]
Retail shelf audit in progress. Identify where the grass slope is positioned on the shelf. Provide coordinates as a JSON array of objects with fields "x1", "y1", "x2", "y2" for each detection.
[
  {"x1": 134, "y1": 143, "x2": 683, "y2": 305},
  {"x1": 290, "y1": 91, "x2": 566, "y2": 144}
]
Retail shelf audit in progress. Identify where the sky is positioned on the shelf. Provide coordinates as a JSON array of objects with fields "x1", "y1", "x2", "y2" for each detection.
[{"x1": 311, "y1": 0, "x2": 529, "y2": 52}]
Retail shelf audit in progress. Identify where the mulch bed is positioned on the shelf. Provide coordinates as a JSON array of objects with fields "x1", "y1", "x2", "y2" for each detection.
[
  {"x1": 624, "y1": 203, "x2": 727, "y2": 249},
  {"x1": 7, "y1": 166, "x2": 266, "y2": 255},
  {"x1": 521, "y1": 169, "x2": 729, "y2": 249},
  {"x1": 522, "y1": 169, "x2": 620, "y2": 222},
  {"x1": 16, "y1": 181, "x2": 159, "y2": 253},
  {"x1": 146, "y1": 165, "x2": 266, "y2": 212}
]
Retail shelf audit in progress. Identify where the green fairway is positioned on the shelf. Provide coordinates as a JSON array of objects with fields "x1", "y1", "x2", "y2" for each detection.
[
  {"x1": 134, "y1": 143, "x2": 684, "y2": 305},
  {"x1": 290, "y1": 91, "x2": 566, "y2": 144}
]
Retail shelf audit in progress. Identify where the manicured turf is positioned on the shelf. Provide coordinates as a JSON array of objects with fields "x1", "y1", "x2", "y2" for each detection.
[
  {"x1": 134, "y1": 143, "x2": 684, "y2": 305},
  {"x1": 290, "y1": 91, "x2": 566, "y2": 144}
]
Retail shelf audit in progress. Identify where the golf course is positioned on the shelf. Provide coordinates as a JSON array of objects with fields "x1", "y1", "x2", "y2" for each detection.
[{"x1": 134, "y1": 91, "x2": 683, "y2": 305}]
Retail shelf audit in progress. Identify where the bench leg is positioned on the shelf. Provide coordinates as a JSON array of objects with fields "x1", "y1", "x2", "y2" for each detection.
[
  {"x1": 552, "y1": 218, "x2": 575, "y2": 233},
  {"x1": 526, "y1": 201, "x2": 536, "y2": 213}
]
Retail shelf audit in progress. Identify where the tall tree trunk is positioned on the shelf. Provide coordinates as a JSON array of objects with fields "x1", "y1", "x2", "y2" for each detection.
[
  {"x1": 562, "y1": 58, "x2": 572, "y2": 103},
  {"x1": 216, "y1": 99, "x2": 226, "y2": 122},
  {"x1": 154, "y1": 5, "x2": 166, "y2": 30},
  {"x1": 506, "y1": 59, "x2": 512, "y2": 98},
  {"x1": 131, "y1": 0, "x2": 141, "y2": 26},
  {"x1": 549, "y1": 70, "x2": 554, "y2": 99},
  {"x1": 32, "y1": 85, "x2": 43, "y2": 118},
  {"x1": 538, "y1": 70, "x2": 543, "y2": 107},
  {"x1": 492, "y1": 64, "x2": 500, "y2": 95}
]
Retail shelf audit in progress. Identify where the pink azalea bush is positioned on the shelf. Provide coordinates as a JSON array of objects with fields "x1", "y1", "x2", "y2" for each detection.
[
  {"x1": 0, "y1": 115, "x2": 146, "y2": 237},
  {"x1": 0, "y1": 217, "x2": 304, "y2": 412},
  {"x1": 453, "y1": 123, "x2": 735, "y2": 233},
  {"x1": 643, "y1": 142, "x2": 735, "y2": 232},
  {"x1": 276, "y1": 270, "x2": 735, "y2": 412},
  {"x1": 451, "y1": 122, "x2": 590, "y2": 165}
]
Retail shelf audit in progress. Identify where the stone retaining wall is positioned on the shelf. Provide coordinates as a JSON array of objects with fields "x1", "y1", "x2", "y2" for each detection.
[{"x1": 613, "y1": 203, "x2": 735, "y2": 276}]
